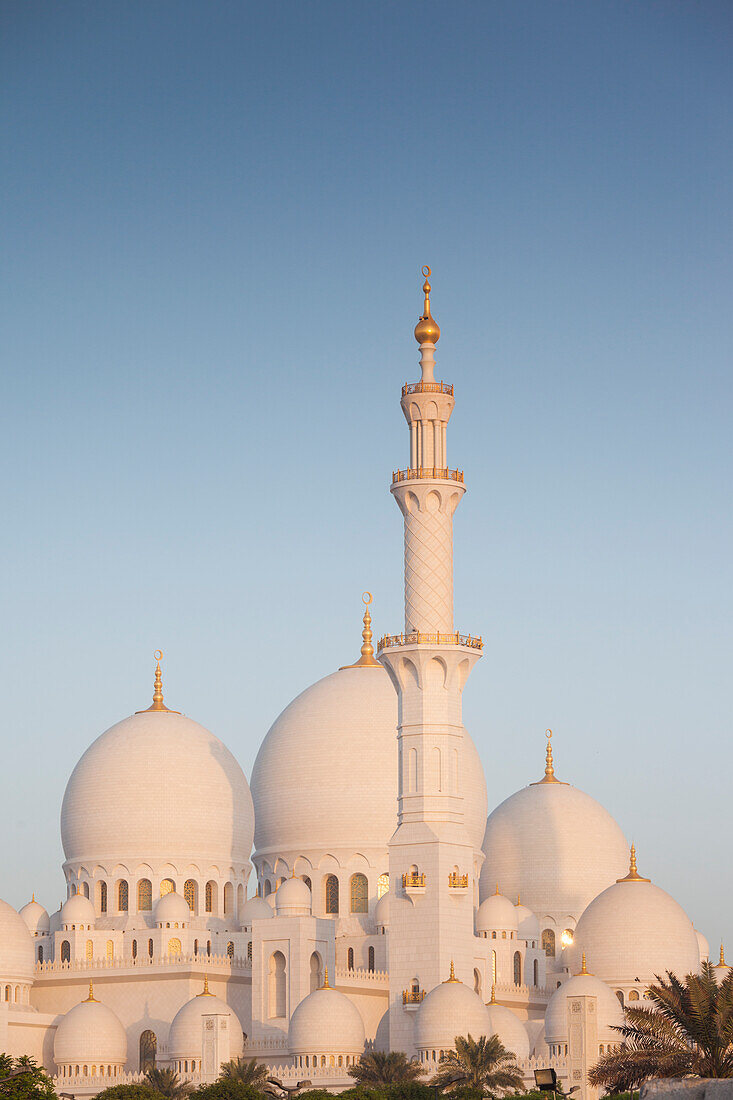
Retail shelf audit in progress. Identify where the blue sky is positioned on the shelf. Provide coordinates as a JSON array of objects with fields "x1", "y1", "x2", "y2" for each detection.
[{"x1": 1, "y1": 1, "x2": 731, "y2": 946}]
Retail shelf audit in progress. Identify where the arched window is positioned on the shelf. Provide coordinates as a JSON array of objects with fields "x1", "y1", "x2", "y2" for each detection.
[
  {"x1": 106, "y1": 940, "x2": 114, "y2": 959},
  {"x1": 205, "y1": 881, "x2": 217, "y2": 913},
  {"x1": 37, "y1": 945, "x2": 43, "y2": 963},
  {"x1": 61, "y1": 940, "x2": 70, "y2": 962},
  {"x1": 137, "y1": 879, "x2": 152, "y2": 911},
  {"x1": 350, "y1": 873, "x2": 368, "y2": 914},
  {"x1": 513, "y1": 951, "x2": 522, "y2": 985},
  {"x1": 98, "y1": 881, "x2": 108, "y2": 914},
  {"x1": 148, "y1": 939, "x2": 153, "y2": 958},
  {"x1": 159, "y1": 878, "x2": 175, "y2": 897},
  {"x1": 263, "y1": 880, "x2": 271, "y2": 897},
  {"x1": 347, "y1": 948, "x2": 354, "y2": 970},
  {"x1": 325, "y1": 875, "x2": 339, "y2": 915},
  {"x1": 541, "y1": 929, "x2": 556, "y2": 957},
  {"x1": 491, "y1": 950, "x2": 497, "y2": 984},
  {"x1": 310, "y1": 951, "x2": 322, "y2": 992},
  {"x1": 268, "y1": 951, "x2": 286, "y2": 1018},
  {"x1": 474, "y1": 968, "x2": 482, "y2": 996},
  {"x1": 227, "y1": 941, "x2": 234, "y2": 957},
  {"x1": 616, "y1": 990, "x2": 625, "y2": 1007},
  {"x1": 224, "y1": 882, "x2": 234, "y2": 915},
  {"x1": 168, "y1": 938, "x2": 182, "y2": 956},
  {"x1": 206, "y1": 940, "x2": 211, "y2": 957},
  {"x1": 533, "y1": 958, "x2": 539, "y2": 987},
  {"x1": 247, "y1": 941, "x2": 253, "y2": 963},
  {"x1": 302, "y1": 876, "x2": 312, "y2": 891},
  {"x1": 139, "y1": 1030, "x2": 157, "y2": 1072},
  {"x1": 377, "y1": 873, "x2": 389, "y2": 899},
  {"x1": 117, "y1": 880, "x2": 128, "y2": 912},
  {"x1": 368, "y1": 946, "x2": 375, "y2": 972},
  {"x1": 81, "y1": 882, "x2": 89, "y2": 898},
  {"x1": 628, "y1": 989, "x2": 639, "y2": 1001},
  {"x1": 132, "y1": 939, "x2": 137, "y2": 960},
  {"x1": 184, "y1": 879, "x2": 197, "y2": 913},
  {"x1": 193, "y1": 939, "x2": 198, "y2": 956},
  {"x1": 85, "y1": 940, "x2": 93, "y2": 960}
]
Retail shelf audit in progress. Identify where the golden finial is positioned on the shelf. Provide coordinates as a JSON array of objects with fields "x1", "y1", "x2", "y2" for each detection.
[
  {"x1": 516, "y1": 893, "x2": 521, "y2": 906},
  {"x1": 340, "y1": 592, "x2": 382, "y2": 669},
  {"x1": 718, "y1": 944, "x2": 728, "y2": 967},
  {"x1": 198, "y1": 974, "x2": 213, "y2": 997},
  {"x1": 414, "y1": 266, "x2": 441, "y2": 345},
  {"x1": 322, "y1": 965, "x2": 331, "y2": 989},
  {"x1": 444, "y1": 960, "x2": 460, "y2": 983},
  {"x1": 531, "y1": 730, "x2": 568, "y2": 786},
  {"x1": 31, "y1": 893, "x2": 35, "y2": 903},
  {"x1": 489, "y1": 984, "x2": 497, "y2": 1005},
  {"x1": 579, "y1": 953, "x2": 590, "y2": 975},
  {"x1": 137, "y1": 651, "x2": 181, "y2": 715},
  {"x1": 84, "y1": 981, "x2": 97, "y2": 1002},
  {"x1": 616, "y1": 843, "x2": 651, "y2": 883}
]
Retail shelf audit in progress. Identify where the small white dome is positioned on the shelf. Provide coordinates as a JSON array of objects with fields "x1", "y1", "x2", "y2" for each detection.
[
  {"x1": 168, "y1": 985, "x2": 244, "y2": 1060},
  {"x1": 0, "y1": 900, "x2": 34, "y2": 985},
  {"x1": 570, "y1": 856, "x2": 700, "y2": 986},
  {"x1": 54, "y1": 989, "x2": 127, "y2": 1066},
  {"x1": 515, "y1": 901, "x2": 540, "y2": 943},
  {"x1": 154, "y1": 891, "x2": 190, "y2": 927},
  {"x1": 61, "y1": 893, "x2": 95, "y2": 929},
  {"x1": 485, "y1": 1001, "x2": 530, "y2": 1059},
  {"x1": 275, "y1": 876, "x2": 311, "y2": 917},
  {"x1": 415, "y1": 974, "x2": 490, "y2": 1052},
  {"x1": 695, "y1": 930, "x2": 709, "y2": 964},
  {"x1": 289, "y1": 983, "x2": 365, "y2": 1055},
  {"x1": 481, "y1": 752, "x2": 628, "y2": 923},
  {"x1": 61, "y1": 709, "x2": 253, "y2": 874},
  {"x1": 476, "y1": 891, "x2": 518, "y2": 935},
  {"x1": 19, "y1": 899, "x2": 49, "y2": 936},
  {"x1": 544, "y1": 969, "x2": 623, "y2": 1045},
  {"x1": 374, "y1": 890, "x2": 391, "y2": 928},
  {"x1": 240, "y1": 896, "x2": 273, "y2": 928}
]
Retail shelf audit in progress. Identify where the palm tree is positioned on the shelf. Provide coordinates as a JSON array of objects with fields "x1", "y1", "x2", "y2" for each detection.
[
  {"x1": 431, "y1": 1034, "x2": 524, "y2": 1096},
  {"x1": 219, "y1": 1058, "x2": 270, "y2": 1090},
  {"x1": 589, "y1": 962, "x2": 733, "y2": 1093},
  {"x1": 348, "y1": 1051, "x2": 425, "y2": 1086},
  {"x1": 145, "y1": 1067, "x2": 193, "y2": 1099}
]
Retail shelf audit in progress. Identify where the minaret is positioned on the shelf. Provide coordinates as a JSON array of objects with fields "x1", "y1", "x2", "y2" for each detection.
[{"x1": 378, "y1": 269, "x2": 482, "y2": 1053}]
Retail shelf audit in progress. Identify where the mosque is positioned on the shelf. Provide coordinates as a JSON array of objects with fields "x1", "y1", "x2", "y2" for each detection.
[{"x1": 0, "y1": 271, "x2": 722, "y2": 1100}]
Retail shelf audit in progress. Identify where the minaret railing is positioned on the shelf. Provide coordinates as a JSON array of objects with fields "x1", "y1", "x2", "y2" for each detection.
[
  {"x1": 392, "y1": 466, "x2": 464, "y2": 484},
  {"x1": 378, "y1": 632, "x2": 482, "y2": 652}
]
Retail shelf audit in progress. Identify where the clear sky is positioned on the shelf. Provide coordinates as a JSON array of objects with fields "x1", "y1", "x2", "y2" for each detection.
[{"x1": 2, "y1": 2, "x2": 731, "y2": 948}]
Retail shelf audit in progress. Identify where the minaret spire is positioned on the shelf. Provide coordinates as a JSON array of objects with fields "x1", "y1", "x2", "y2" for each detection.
[
  {"x1": 340, "y1": 592, "x2": 382, "y2": 669},
  {"x1": 414, "y1": 266, "x2": 441, "y2": 382}
]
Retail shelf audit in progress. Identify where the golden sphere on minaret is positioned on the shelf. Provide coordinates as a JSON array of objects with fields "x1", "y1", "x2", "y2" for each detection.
[{"x1": 414, "y1": 265, "x2": 441, "y2": 345}]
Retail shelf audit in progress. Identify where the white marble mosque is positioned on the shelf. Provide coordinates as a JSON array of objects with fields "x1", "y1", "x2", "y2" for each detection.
[{"x1": 1, "y1": 271, "x2": 724, "y2": 1099}]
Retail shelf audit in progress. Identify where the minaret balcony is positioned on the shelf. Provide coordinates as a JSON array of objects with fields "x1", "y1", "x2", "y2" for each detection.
[
  {"x1": 392, "y1": 467, "x2": 464, "y2": 485},
  {"x1": 448, "y1": 872, "x2": 469, "y2": 890},
  {"x1": 402, "y1": 872, "x2": 426, "y2": 894},
  {"x1": 402, "y1": 381, "x2": 454, "y2": 397},
  {"x1": 402, "y1": 988, "x2": 426, "y2": 1008},
  {"x1": 377, "y1": 632, "x2": 483, "y2": 653}
]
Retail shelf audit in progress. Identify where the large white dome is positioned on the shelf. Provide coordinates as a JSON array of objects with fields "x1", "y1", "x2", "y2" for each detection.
[
  {"x1": 485, "y1": 1000, "x2": 530, "y2": 1059},
  {"x1": 289, "y1": 984, "x2": 365, "y2": 1056},
  {"x1": 544, "y1": 968, "x2": 623, "y2": 1045},
  {"x1": 54, "y1": 989, "x2": 127, "y2": 1067},
  {"x1": 251, "y1": 664, "x2": 487, "y2": 864},
  {"x1": 569, "y1": 853, "x2": 700, "y2": 987},
  {"x1": 480, "y1": 745, "x2": 628, "y2": 923},
  {"x1": 168, "y1": 984, "x2": 244, "y2": 1060},
  {"x1": 61, "y1": 709, "x2": 254, "y2": 872},
  {"x1": 0, "y1": 899, "x2": 35, "y2": 985}
]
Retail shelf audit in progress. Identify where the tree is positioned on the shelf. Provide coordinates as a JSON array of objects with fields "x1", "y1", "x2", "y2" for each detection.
[
  {"x1": 431, "y1": 1035, "x2": 524, "y2": 1097},
  {"x1": 146, "y1": 1068, "x2": 193, "y2": 1099},
  {"x1": 0, "y1": 1055, "x2": 56, "y2": 1100},
  {"x1": 219, "y1": 1059, "x2": 269, "y2": 1091},
  {"x1": 348, "y1": 1052, "x2": 425, "y2": 1087},
  {"x1": 191, "y1": 1080, "x2": 265, "y2": 1100},
  {"x1": 589, "y1": 963, "x2": 733, "y2": 1093},
  {"x1": 93, "y1": 1085, "x2": 162, "y2": 1100}
]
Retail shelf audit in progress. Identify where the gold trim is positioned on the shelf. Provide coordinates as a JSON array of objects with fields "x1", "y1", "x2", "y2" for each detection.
[
  {"x1": 197, "y1": 974, "x2": 213, "y2": 997},
  {"x1": 531, "y1": 730, "x2": 569, "y2": 786},
  {"x1": 616, "y1": 844, "x2": 651, "y2": 883},
  {"x1": 378, "y1": 631, "x2": 482, "y2": 652},
  {"x1": 136, "y1": 651, "x2": 181, "y2": 715},
  {"x1": 444, "y1": 960, "x2": 460, "y2": 984},
  {"x1": 340, "y1": 592, "x2": 382, "y2": 669},
  {"x1": 322, "y1": 965, "x2": 331, "y2": 990},
  {"x1": 489, "y1": 984, "x2": 497, "y2": 1005},
  {"x1": 84, "y1": 981, "x2": 97, "y2": 1003},
  {"x1": 575, "y1": 952, "x2": 592, "y2": 976}
]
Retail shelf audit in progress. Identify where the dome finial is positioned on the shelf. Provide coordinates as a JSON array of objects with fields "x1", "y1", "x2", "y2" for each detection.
[
  {"x1": 581, "y1": 952, "x2": 587, "y2": 974},
  {"x1": 720, "y1": 943, "x2": 726, "y2": 967},
  {"x1": 516, "y1": 892, "x2": 521, "y2": 906},
  {"x1": 616, "y1": 842, "x2": 651, "y2": 883},
  {"x1": 340, "y1": 592, "x2": 382, "y2": 669},
  {"x1": 532, "y1": 729, "x2": 568, "y2": 785},
  {"x1": 198, "y1": 974, "x2": 212, "y2": 997},
  {"x1": 444, "y1": 960, "x2": 459, "y2": 983},
  {"x1": 414, "y1": 266, "x2": 440, "y2": 347},
  {"x1": 137, "y1": 651, "x2": 181, "y2": 715},
  {"x1": 85, "y1": 980, "x2": 97, "y2": 1002},
  {"x1": 322, "y1": 965, "x2": 331, "y2": 989},
  {"x1": 489, "y1": 983, "x2": 497, "y2": 1004}
]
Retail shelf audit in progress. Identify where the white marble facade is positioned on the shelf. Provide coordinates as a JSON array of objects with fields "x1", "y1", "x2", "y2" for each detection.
[{"x1": 0, "y1": 275, "x2": 712, "y2": 1100}]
